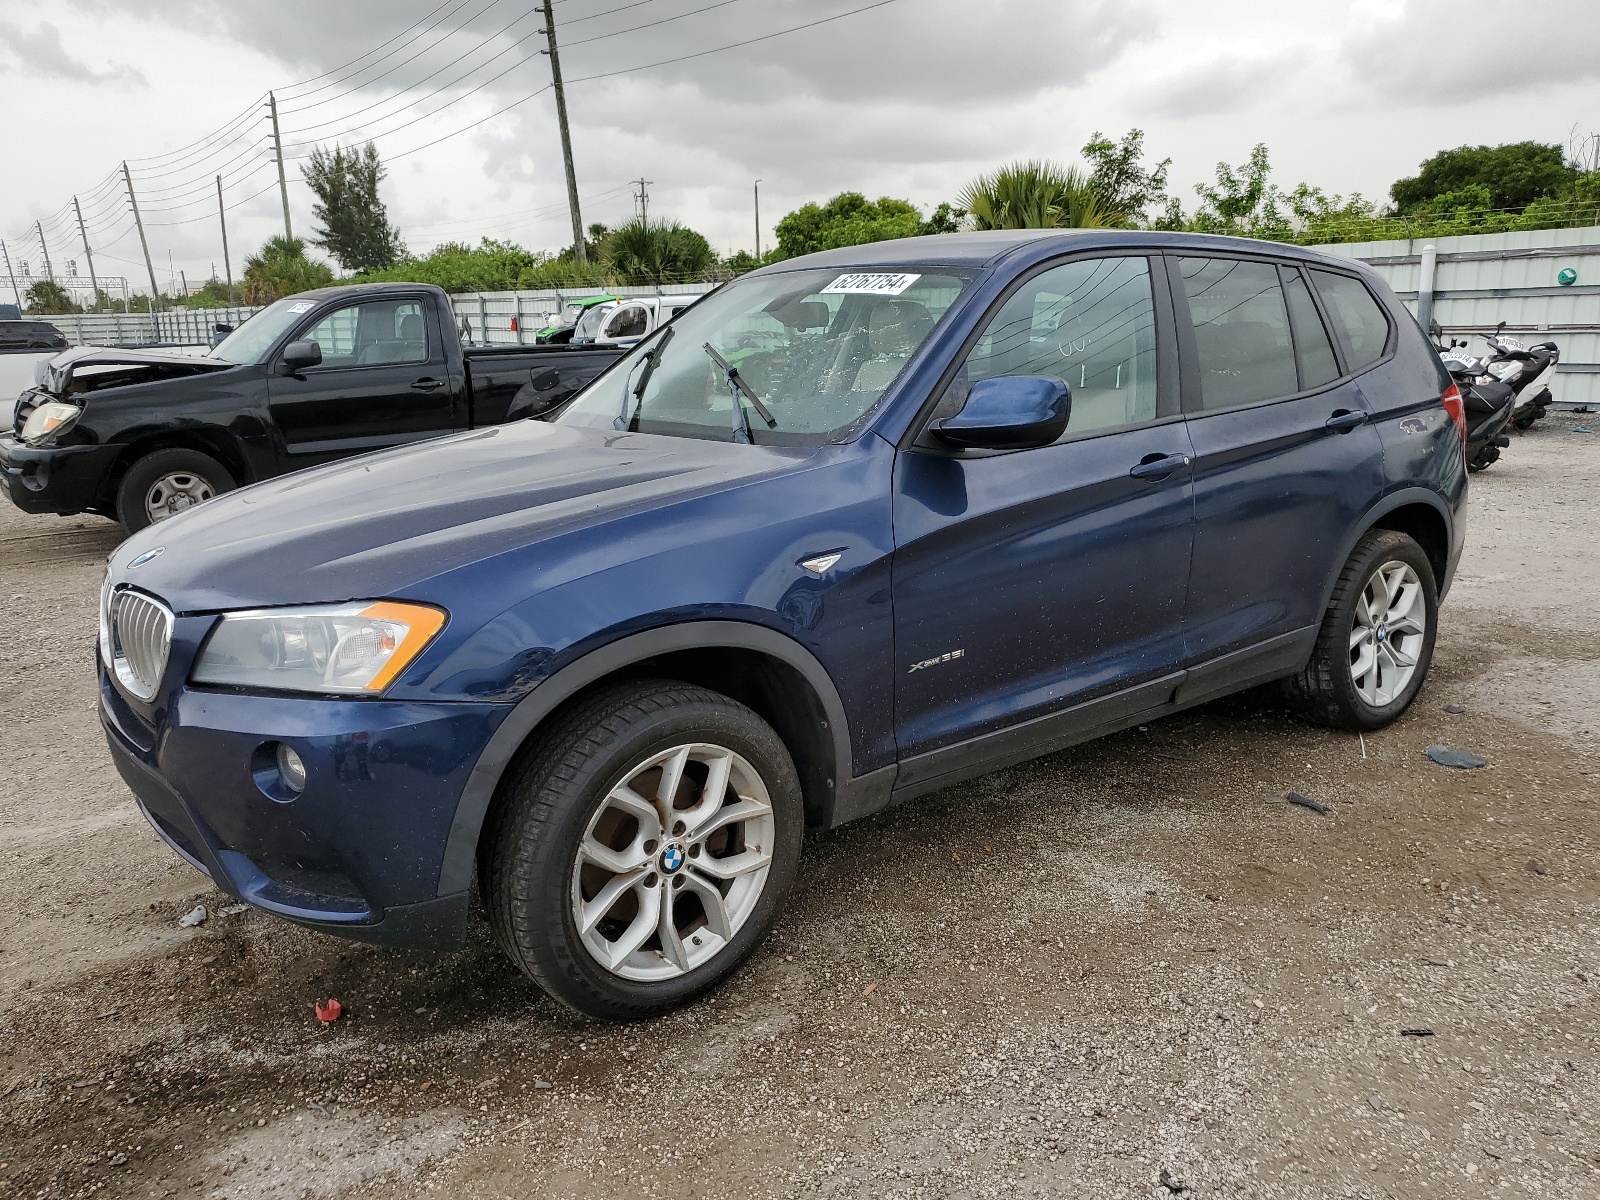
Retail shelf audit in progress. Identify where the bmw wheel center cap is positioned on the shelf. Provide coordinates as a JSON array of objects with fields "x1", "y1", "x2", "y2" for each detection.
[{"x1": 660, "y1": 844, "x2": 685, "y2": 873}]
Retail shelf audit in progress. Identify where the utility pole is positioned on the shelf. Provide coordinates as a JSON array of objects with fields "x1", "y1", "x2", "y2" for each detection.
[
  {"x1": 35, "y1": 221, "x2": 53, "y2": 281},
  {"x1": 0, "y1": 240, "x2": 21, "y2": 308},
  {"x1": 73, "y1": 196, "x2": 100, "y2": 311},
  {"x1": 632, "y1": 178, "x2": 653, "y2": 224},
  {"x1": 754, "y1": 179, "x2": 762, "y2": 261},
  {"x1": 123, "y1": 160, "x2": 162, "y2": 310},
  {"x1": 539, "y1": 0, "x2": 585, "y2": 262},
  {"x1": 216, "y1": 175, "x2": 234, "y2": 305},
  {"x1": 269, "y1": 91, "x2": 293, "y2": 242}
]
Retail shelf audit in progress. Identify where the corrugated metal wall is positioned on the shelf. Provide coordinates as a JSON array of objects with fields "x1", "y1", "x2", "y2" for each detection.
[
  {"x1": 1321, "y1": 227, "x2": 1600, "y2": 406},
  {"x1": 40, "y1": 285, "x2": 713, "y2": 350}
]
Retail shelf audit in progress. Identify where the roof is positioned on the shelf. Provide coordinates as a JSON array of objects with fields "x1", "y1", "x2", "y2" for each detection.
[{"x1": 753, "y1": 228, "x2": 1381, "y2": 277}]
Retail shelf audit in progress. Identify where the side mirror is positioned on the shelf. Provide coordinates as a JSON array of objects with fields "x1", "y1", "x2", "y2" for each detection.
[
  {"x1": 279, "y1": 339, "x2": 322, "y2": 374},
  {"x1": 933, "y1": 375, "x2": 1070, "y2": 451}
]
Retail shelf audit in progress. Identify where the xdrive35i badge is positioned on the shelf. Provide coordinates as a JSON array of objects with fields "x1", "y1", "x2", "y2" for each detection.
[
  {"x1": 908, "y1": 649, "x2": 965, "y2": 673},
  {"x1": 126, "y1": 547, "x2": 165, "y2": 569}
]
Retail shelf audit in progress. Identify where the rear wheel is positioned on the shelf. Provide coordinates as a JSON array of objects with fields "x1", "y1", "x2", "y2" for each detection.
[
  {"x1": 115, "y1": 448, "x2": 235, "y2": 533},
  {"x1": 1282, "y1": 530, "x2": 1438, "y2": 730},
  {"x1": 481, "y1": 680, "x2": 803, "y2": 1020}
]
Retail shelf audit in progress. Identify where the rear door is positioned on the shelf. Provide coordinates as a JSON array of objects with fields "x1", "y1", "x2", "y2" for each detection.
[
  {"x1": 892, "y1": 254, "x2": 1194, "y2": 773},
  {"x1": 266, "y1": 295, "x2": 455, "y2": 467},
  {"x1": 1172, "y1": 254, "x2": 1387, "y2": 691}
]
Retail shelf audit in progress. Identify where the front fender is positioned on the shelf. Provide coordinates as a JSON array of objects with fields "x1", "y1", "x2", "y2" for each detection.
[{"x1": 433, "y1": 619, "x2": 871, "y2": 897}]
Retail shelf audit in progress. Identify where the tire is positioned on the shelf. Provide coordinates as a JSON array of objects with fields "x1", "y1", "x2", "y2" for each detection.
[
  {"x1": 1282, "y1": 530, "x2": 1438, "y2": 731},
  {"x1": 115, "y1": 448, "x2": 236, "y2": 534},
  {"x1": 480, "y1": 679, "x2": 804, "y2": 1021}
]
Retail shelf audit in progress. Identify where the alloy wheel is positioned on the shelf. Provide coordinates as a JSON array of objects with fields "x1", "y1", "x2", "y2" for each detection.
[
  {"x1": 570, "y1": 742, "x2": 775, "y2": 982},
  {"x1": 144, "y1": 472, "x2": 215, "y2": 523},
  {"x1": 1349, "y1": 560, "x2": 1426, "y2": 707}
]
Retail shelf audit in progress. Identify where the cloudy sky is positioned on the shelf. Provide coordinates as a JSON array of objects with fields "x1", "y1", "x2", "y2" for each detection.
[{"x1": 2, "y1": 0, "x2": 1597, "y2": 296}]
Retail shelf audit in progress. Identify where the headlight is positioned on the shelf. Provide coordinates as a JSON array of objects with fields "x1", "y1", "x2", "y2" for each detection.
[
  {"x1": 20, "y1": 401, "x2": 82, "y2": 445},
  {"x1": 192, "y1": 601, "x2": 447, "y2": 695}
]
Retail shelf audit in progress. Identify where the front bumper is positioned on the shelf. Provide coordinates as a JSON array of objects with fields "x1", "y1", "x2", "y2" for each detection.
[
  {"x1": 101, "y1": 664, "x2": 514, "y2": 948},
  {"x1": 0, "y1": 434, "x2": 120, "y2": 515}
]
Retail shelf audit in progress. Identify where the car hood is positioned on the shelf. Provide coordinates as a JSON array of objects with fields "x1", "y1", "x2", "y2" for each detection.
[
  {"x1": 112, "y1": 420, "x2": 814, "y2": 612},
  {"x1": 40, "y1": 345, "x2": 233, "y2": 396}
]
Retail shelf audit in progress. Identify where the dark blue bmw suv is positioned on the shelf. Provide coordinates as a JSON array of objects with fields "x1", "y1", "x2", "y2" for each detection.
[{"x1": 98, "y1": 231, "x2": 1465, "y2": 1019}]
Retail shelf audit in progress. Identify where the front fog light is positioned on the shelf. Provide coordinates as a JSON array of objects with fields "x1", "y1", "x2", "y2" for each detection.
[{"x1": 277, "y1": 744, "x2": 306, "y2": 793}]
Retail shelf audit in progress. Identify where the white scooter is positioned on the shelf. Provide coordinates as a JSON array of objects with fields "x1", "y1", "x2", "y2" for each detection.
[{"x1": 1480, "y1": 322, "x2": 1559, "y2": 431}]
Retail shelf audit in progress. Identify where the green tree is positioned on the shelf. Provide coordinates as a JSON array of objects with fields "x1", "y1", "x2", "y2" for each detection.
[
  {"x1": 1081, "y1": 129, "x2": 1170, "y2": 224},
  {"x1": 302, "y1": 141, "x2": 405, "y2": 273},
  {"x1": 240, "y1": 236, "x2": 335, "y2": 304},
  {"x1": 1391, "y1": 142, "x2": 1575, "y2": 214},
  {"x1": 177, "y1": 279, "x2": 235, "y2": 308},
  {"x1": 917, "y1": 202, "x2": 965, "y2": 235},
  {"x1": 24, "y1": 280, "x2": 79, "y2": 314},
  {"x1": 772, "y1": 193, "x2": 923, "y2": 258},
  {"x1": 358, "y1": 238, "x2": 541, "y2": 291},
  {"x1": 598, "y1": 218, "x2": 715, "y2": 285},
  {"x1": 958, "y1": 161, "x2": 1116, "y2": 230}
]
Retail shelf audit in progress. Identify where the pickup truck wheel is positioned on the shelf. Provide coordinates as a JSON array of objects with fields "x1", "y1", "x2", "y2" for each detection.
[
  {"x1": 1282, "y1": 530, "x2": 1438, "y2": 731},
  {"x1": 481, "y1": 680, "x2": 802, "y2": 1021},
  {"x1": 115, "y1": 449, "x2": 235, "y2": 533}
]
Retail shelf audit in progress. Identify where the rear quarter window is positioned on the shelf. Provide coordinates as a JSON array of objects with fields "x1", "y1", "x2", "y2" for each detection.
[{"x1": 1310, "y1": 269, "x2": 1391, "y2": 371}]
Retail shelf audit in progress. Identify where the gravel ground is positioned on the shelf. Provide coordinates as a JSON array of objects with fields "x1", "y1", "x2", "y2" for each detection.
[{"x1": 1, "y1": 425, "x2": 1597, "y2": 1200}]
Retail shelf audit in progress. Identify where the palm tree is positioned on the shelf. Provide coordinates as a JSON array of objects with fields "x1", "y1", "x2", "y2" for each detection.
[
  {"x1": 958, "y1": 161, "x2": 1121, "y2": 230},
  {"x1": 599, "y1": 218, "x2": 714, "y2": 285},
  {"x1": 240, "y1": 236, "x2": 336, "y2": 304}
]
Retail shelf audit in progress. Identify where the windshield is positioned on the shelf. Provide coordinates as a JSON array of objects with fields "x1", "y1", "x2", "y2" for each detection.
[
  {"x1": 209, "y1": 295, "x2": 322, "y2": 364},
  {"x1": 556, "y1": 266, "x2": 973, "y2": 444},
  {"x1": 573, "y1": 302, "x2": 615, "y2": 341}
]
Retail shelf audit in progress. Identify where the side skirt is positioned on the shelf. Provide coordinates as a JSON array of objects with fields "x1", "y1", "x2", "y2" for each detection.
[{"x1": 829, "y1": 626, "x2": 1318, "y2": 823}]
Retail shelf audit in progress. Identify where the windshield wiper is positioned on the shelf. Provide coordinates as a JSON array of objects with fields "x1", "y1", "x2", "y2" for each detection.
[
  {"x1": 615, "y1": 326, "x2": 674, "y2": 431},
  {"x1": 702, "y1": 342, "x2": 777, "y2": 444}
]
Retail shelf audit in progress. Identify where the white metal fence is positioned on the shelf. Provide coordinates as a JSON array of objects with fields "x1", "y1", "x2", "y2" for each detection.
[
  {"x1": 41, "y1": 308, "x2": 262, "y2": 348},
  {"x1": 446, "y1": 284, "x2": 711, "y2": 346},
  {"x1": 37, "y1": 284, "x2": 713, "y2": 351},
  {"x1": 1325, "y1": 226, "x2": 1600, "y2": 406}
]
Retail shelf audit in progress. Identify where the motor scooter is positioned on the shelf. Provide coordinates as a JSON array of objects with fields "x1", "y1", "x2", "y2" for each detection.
[{"x1": 1433, "y1": 323, "x2": 1516, "y2": 472}]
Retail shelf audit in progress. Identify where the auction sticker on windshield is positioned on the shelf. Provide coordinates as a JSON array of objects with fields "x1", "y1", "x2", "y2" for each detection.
[
  {"x1": 287, "y1": 302, "x2": 315, "y2": 314},
  {"x1": 821, "y1": 273, "x2": 921, "y2": 296}
]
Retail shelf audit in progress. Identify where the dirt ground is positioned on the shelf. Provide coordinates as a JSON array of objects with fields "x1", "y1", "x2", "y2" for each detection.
[{"x1": 1, "y1": 425, "x2": 1597, "y2": 1200}]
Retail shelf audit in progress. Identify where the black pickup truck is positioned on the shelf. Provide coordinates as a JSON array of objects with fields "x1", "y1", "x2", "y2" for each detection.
[{"x1": 1, "y1": 283, "x2": 629, "y2": 531}]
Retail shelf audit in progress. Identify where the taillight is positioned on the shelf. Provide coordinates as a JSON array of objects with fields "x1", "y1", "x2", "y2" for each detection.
[{"x1": 1440, "y1": 382, "x2": 1467, "y2": 444}]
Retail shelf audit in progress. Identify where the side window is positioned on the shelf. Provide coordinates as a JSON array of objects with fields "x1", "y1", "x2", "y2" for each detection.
[
  {"x1": 942, "y1": 256, "x2": 1158, "y2": 437},
  {"x1": 1281, "y1": 266, "x2": 1340, "y2": 390},
  {"x1": 605, "y1": 304, "x2": 650, "y2": 340},
  {"x1": 1310, "y1": 269, "x2": 1391, "y2": 371},
  {"x1": 302, "y1": 299, "x2": 429, "y2": 368},
  {"x1": 1177, "y1": 257, "x2": 1299, "y2": 409}
]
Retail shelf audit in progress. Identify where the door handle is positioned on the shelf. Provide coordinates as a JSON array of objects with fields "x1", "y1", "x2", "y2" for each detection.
[
  {"x1": 411, "y1": 378, "x2": 445, "y2": 392},
  {"x1": 1129, "y1": 452, "x2": 1192, "y2": 481},
  {"x1": 1325, "y1": 409, "x2": 1368, "y2": 432}
]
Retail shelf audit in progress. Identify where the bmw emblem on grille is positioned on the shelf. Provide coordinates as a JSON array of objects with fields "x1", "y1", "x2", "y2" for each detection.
[
  {"x1": 660, "y1": 844, "x2": 685, "y2": 873},
  {"x1": 127, "y1": 547, "x2": 165, "y2": 569}
]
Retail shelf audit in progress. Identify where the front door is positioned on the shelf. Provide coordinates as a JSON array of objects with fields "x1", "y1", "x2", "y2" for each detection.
[
  {"x1": 892, "y1": 255, "x2": 1195, "y2": 774},
  {"x1": 267, "y1": 295, "x2": 456, "y2": 468},
  {"x1": 1171, "y1": 254, "x2": 1388, "y2": 671}
]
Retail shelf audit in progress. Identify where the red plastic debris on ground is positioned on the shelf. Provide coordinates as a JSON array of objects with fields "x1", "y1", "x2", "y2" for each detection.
[{"x1": 314, "y1": 998, "x2": 343, "y2": 1024}]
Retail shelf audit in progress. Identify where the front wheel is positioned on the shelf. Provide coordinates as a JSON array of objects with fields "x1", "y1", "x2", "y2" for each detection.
[
  {"x1": 480, "y1": 680, "x2": 803, "y2": 1020},
  {"x1": 115, "y1": 448, "x2": 235, "y2": 533},
  {"x1": 1282, "y1": 530, "x2": 1438, "y2": 730}
]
